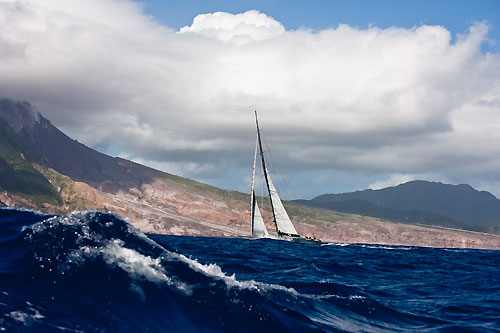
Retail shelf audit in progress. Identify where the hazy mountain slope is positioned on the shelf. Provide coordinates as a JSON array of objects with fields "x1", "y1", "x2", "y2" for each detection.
[
  {"x1": 0, "y1": 99, "x2": 156, "y2": 191},
  {"x1": 297, "y1": 181, "x2": 500, "y2": 233}
]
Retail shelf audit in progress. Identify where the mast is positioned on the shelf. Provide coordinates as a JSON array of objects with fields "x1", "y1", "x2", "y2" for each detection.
[
  {"x1": 255, "y1": 110, "x2": 279, "y2": 234},
  {"x1": 250, "y1": 136, "x2": 258, "y2": 234},
  {"x1": 254, "y1": 111, "x2": 299, "y2": 238}
]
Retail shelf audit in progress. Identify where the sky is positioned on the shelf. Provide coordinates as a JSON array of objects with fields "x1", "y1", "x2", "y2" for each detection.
[
  {"x1": 141, "y1": 0, "x2": 500, "y2": 53},
  {"x1": 1, "y1": 0, "x2": 500, "y2": 199}
]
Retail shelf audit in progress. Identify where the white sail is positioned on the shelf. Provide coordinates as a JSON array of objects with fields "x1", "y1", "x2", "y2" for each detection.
[
  {"x1": 251, "y1": 110, "x2": 300, "y2": 239},
  {"x1": 252, "y1": 193, "x2": 269, "y2": 237},
  {"x1": 266, "y1": 173, "x2": 299, "y2": 236},
  {"x1": 251, "y1": 135, "x2": 269, "y2": 238}
]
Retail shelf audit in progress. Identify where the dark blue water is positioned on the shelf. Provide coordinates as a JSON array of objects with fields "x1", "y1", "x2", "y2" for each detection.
[{"x1": 0, "y1": 208, "x2": 499, "y2": 332}]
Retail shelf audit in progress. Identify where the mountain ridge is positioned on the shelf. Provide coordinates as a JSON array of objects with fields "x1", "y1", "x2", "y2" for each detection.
[
  {"x1": 296, "y1": 180, "x2": 500, "y2": 233},
  {"x1": 1, "y1": 98, "x2": 500, "y2": 249}
]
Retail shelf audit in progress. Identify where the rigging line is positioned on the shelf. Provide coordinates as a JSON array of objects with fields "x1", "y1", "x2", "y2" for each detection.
[
  {"x1": 261, "y1": 135, "x2": 298, "y2": 201},
  {"x1": 270, "y1": 141, "x2": 299, "y2": 200}
]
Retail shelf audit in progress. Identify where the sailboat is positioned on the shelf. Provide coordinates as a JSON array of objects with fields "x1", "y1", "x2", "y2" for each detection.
[{"x1": 250, "y1": 111, "x2": 321, "y2": 244}]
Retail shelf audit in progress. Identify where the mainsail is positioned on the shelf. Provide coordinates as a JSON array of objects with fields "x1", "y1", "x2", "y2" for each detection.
[
  {"x1": 251, "y1": 111, "x2": 300, "y2": 238},
  {"x1": 266, "y1": 175, "x2": 299, "y2": 236}
]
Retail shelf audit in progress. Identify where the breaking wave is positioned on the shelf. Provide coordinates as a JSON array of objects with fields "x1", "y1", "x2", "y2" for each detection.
[{"x1": 0, "y1": 208, "x2": 499, "y2": 332}]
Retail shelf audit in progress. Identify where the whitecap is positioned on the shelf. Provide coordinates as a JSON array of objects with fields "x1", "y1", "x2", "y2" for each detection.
[
  {"x1": 9, "y1": 309, "x2": 44, "y2": 325},
  {"x1": 321, "y1": 242, "x2": 350, "y2": 247}
]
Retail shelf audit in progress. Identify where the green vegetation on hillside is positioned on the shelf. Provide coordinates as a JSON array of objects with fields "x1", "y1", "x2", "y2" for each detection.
[{"x1": 0, "y1": 118, "x2": 61, "y2": 206}]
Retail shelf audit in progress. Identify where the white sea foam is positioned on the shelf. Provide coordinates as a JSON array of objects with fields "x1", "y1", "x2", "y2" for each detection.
[
  {"x1": 102, "y1": 240, "x2": 171, "y2": 283},
  {"x1": 9, "y1": 309, "x2": 44, "y2": 325},
  {"x1": 166, "y1": 251, "x2": 300, "y2": 296},
  {"x1": 348, "y1": 295, "x2": 366, "y2": 300},
  {"x1": 322, "y1": 242, "x2": 350, "y2": 247},
  {"x1": 78, "y1": 239, "x2": 192, "y2": 295},
  {"x1": 168, "y1": 251, "x2": 367, "y2": 303},
  {"x1": 358, "y1": 244, "x2": 412, "y2": 251},
  {"x1": 443, "y1": 248, "x2": 475, "y2": 253}
]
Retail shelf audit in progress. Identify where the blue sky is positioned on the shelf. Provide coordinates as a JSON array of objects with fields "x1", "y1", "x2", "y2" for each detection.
[{"x1": 140, "y1": 0, "x2": 500, "y2": 52}]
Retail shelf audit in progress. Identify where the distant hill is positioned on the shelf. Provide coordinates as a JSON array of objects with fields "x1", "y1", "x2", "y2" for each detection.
[{"x1": 296, "y1": 181, "x2": 500, "y2": 233}]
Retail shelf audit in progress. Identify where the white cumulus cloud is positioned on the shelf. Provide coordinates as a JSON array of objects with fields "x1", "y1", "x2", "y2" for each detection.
[
  {"x1": 1, "y1": 1, "x2": 500, "y2": 197},
  {"x1": 369, "y1": 174, "x2": 418, "y2": 190},
  {"x1": 179, "y1": 10, "x2": 284, "y2": 45}
]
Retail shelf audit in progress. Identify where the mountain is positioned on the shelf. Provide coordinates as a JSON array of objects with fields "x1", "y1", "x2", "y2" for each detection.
[
  {"x1": 0, "y1": 99, "x2": 161, "y2": 192},
  {"x1": 1, "y1": 98, "x2": 499, "y2": 249},
  {"x1": 0, "y1": 99, "x2": 253, "y2": 232},
  {"x1": 296, "y1": 181, "x2": 500, "y2": 233},
  {"x1": 0, "y1": 103, "x2": 61, "y2": 206}
]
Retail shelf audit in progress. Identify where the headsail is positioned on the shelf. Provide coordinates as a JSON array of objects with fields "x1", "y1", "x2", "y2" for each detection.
[
  {"x1": 251, "y1": 192, "x2": 269, "y2": 237},
  {"x1": 250, "y1": 135, "x2": 269, "y2": 238}
]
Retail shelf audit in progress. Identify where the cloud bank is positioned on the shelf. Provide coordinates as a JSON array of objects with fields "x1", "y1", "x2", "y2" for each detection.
[{"x1": 1, "y1": 0, "x2": 500, "y2": 197}]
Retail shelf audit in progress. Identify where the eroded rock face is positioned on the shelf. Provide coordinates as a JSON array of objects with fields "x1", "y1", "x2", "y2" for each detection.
[
  {"x1": 110, "y1": 178, "x2": 250, "y2": 238},
  {"x1": 293, "y1": 220, "x2": 500, "y2": 250},
  {"x1": 100, "y1": 177, "x2": 500, "y2": 250}
]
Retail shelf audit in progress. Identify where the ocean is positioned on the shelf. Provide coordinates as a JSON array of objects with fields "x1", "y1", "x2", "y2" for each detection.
[{"x1": 0, "y1": 208, "x2": 499, "y2": 332}]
